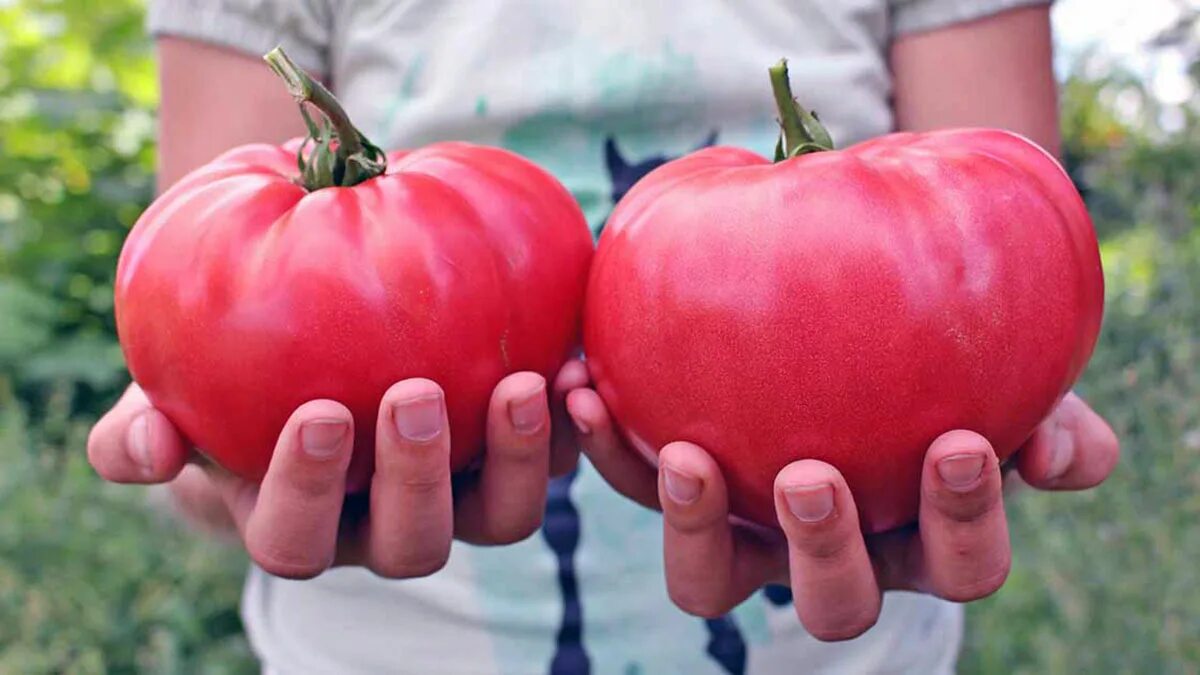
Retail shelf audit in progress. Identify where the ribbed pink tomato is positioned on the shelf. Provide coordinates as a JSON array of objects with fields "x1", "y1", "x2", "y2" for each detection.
[
  {"x1": 584, "y1": 61, "x2": 1103, "y2": 532},
  {"x1": 115, "y1": 49, "x2": 592, "y2": 489}
]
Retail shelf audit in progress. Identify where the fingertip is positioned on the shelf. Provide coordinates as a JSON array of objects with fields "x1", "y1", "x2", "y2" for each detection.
[
  {"x1": 137, "y1": 407, "x2": 190, "y2": 480},
  {"x1": 495, "y1": 371, "x2": 547, "y2": 400},
  {"x1": 554, "y1": 359, "x2": 589, "y2": 394},
  {"x1": 659, "y1": 441, "x2": 718, "y2": 478},
  {"x1": 289, "y1": 398, "x2": 355, "y2": 427},
  {"x1": 381, "y1": 378, "x2": 444, "y2": 407},
  {"x1": 1019, "y1": 399, "x2": 1121, "y2": 490},
  {"x1": 659, "y1": 442, "x2": 727, "y2": 531},
  {"x1": 493, "y1": 372, "x2": 548, "y2": 437},
  {"x1": 924, "y1": 430, "x2": 998, "y2": 495},
  {"x1": 87, "y1": 403, "x2": 187, "y2": 484},
  {"x1": 1015, "y1": 421, "x2": 1060, "y2": 486},
  {"x1": 276, "y1": 399, "x2": 355, "y2": 468},
  {"x1": 925, "y1": 429, "x2": 995, "y2": 463},
  {"x1": 774, "y1": 459, "x2": 843, "y2": 494},
  {"x1": 1079, "y1": 401, "x2": 1121, "y2": 479},
  {"x1": 565, "y1": 387, "x2": 606, "y2": 436},
  {"x1": 774, "y1": 460, "x2": 845, "y2": 528}
]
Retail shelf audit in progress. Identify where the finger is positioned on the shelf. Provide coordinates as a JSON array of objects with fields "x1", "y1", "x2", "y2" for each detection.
[
  {"x1": 1017, "y1": 392, "x2": 1120, "y2": 490},
  {"x1": 238, "y1": 400, "x2": 354, "y2": 579},
  {"x1": 774, "y1": 460, "x2": 881, "y2": 641},
  {"x1": 364, "y1": 379, "x2": 453, "y2": 577},
  {"x1": 568, "y1": 387, "x2": 659, "y2": 509},
  {"x1": 550, "y1": 359, "x2": 589, "y2": 476},
  {"x1": 86, "y1": 384, "x2": 189, "y2": 484},
  {"x1": 455, "y1": 372, "x2": 552, "y2": 544},
  {"x1": 660, "y1": 442, "x2": 780, "y2": 618},
  {"x1": 166, "y1": 464, "x2": 238, "y2": 535},
  {"x1": 919, "y1": 430, "x2": 1010, "y2": 602}
]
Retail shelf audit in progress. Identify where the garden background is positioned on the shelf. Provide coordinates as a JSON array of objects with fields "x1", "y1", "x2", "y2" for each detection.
[{"x1": 1, "y1": 1, "x2": 1197, "y2": 672}]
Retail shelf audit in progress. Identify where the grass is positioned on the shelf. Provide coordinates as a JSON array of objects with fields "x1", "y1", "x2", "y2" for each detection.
[{"x1": 0, "y1": 386, "x2": 255, "y2": 674}]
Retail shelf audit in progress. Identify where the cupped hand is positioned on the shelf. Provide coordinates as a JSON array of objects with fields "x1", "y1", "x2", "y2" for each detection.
[
  {"x1": 86, "y1": 360, "x2": 589, "y2": 579},
  {"x1": 568, "y1": 388, "x2": 1119, "y2": 641}
]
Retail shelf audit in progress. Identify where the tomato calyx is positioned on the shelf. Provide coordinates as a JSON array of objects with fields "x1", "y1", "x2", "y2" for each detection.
[
  {"x1": 769, "y1": 58, "x2": 835, "y2": 161},
  {"x1": 264, "y1": 46, "x2": 387, "y2": 190}
]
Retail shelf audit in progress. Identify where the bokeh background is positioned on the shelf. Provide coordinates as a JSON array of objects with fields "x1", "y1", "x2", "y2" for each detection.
[{"x1": 1, "y1": 1, "x2": 1197, "y2": 672}]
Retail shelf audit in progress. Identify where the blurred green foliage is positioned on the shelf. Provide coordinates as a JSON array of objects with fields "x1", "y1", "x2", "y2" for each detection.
[
  {"x1": 0, "y1": 0, "x2": 1197, "y2": 673},
  {"x1": 0, "y1": 0, "x2": 153, "y2": 409},
  {"x1": 0, "y1": 1, "x2": 253, "y2": 672}
]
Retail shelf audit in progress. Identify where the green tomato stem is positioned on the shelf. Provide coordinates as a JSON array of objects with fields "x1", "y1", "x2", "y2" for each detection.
[
  {"x1": 768, "y1": 58, "x2": 835, "y2": 160},
  {"x1": 263, "y1": 46, "x2": 386, "y2": 189}
]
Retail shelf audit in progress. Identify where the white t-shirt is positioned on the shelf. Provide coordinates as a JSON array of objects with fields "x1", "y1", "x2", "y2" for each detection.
[{"x1": 149, "y1": 1, "x2": 1046, "y2": 673}]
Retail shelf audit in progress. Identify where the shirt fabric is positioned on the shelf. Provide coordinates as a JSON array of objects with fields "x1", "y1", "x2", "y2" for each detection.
[{"x1": 148, "y1": 1, "x2": 1046, "y2": 673}]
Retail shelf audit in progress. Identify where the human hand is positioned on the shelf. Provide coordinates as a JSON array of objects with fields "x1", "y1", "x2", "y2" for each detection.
[
  {"x1": 86, "y1": 360, "x2": 589, "y2": 579},
  {"x1": 568, "y1": 388, "x2": 1118, "y2": 640}
]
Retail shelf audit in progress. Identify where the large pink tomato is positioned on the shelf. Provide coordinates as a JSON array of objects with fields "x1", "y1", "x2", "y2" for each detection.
[
  {"x1": 584, "y1": 62, "x2": 1103, "y2": 533},
  {"x1": 115, "y1": 49, "x2": 593, "y2": 489}
]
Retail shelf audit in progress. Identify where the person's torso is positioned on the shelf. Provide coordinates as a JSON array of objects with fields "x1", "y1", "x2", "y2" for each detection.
[
  {"x1": 328, "y1": 0, "x2": 895, "y2": 230},
  {"x1": 242, "y1": 2, "x2": 964, "y2": 673}
]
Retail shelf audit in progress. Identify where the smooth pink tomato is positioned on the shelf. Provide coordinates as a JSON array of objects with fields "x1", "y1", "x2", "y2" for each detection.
[{"x1": 584, "y1": 62, "x2": 1103, "y2": 532}]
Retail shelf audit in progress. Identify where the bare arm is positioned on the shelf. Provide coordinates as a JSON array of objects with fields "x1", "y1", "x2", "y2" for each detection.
[
  {"x1": 156, "y1": 36, "x2": 308, "y2": 191},
  {"x1": 890, "y1": 5, "x2": 1061, "y2": 155}
]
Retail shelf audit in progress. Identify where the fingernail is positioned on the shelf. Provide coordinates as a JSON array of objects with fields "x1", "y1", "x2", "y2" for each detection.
[
  {"x1": 784, "y1": 484, "x2": 834, "y2": 522},
  {"x1": 508, "y1": 385, "x2": 547, "y2": 435},
  {"x1": 393, "y1": 394, "x2": 443, "y2": 442},
  {"x1": 127, "y1": 413, "x2": 153, "y2": 472},
  {"x1": 938, "y1": 453, "x2": 985, "y2": 491},
  {"x1": 300, "y1": 419, "x2": 348, "y2": 457},
  {"x1": 1047, "y1": 425, "x2": 1075, "y2": 480},
  {"x1": 663, "y1": 465, "x2": 702, "y2": 504}
]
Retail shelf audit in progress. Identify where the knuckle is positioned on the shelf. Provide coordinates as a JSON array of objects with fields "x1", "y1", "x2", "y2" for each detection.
[
  {"x1": 668, "y1": 516, "x2": 721, "y2": 537},
  {"x1": 668, "y1": 585, "x2": 732, "y2": 619},
  {"x1": 286, "y1": 471, "x2": 343, "y2": 501},
  {"x1": 939, "y1": 559, "x2": 1011, "y2": 603},
  {"x1": 484, "y1": 514, "x2": 543, "y2": 545},
  {"x1": 927, "y1": 485, "x2": 1000, "y2": 524},
  {"x1": 376, "y1": 447, "x2": 451, "y2": 493},
  {"x1": 248, "y1": 540, "x2": 328, "y2": 580},
  {"x1": 666, "y1": 502, "x2": 727, "y2": 536},
  {"x1": 791, "y1": 522, "x2": 857, "y2": 563},
  {"x1": 493, "y1": 436, "x2": 549, "y2": 465},
  {"x1": 806, "y1": 609, "x2": 880, "y2": 642},
  {"x1": 397, "y1": 471, "x2": 450, "y2": 496},
  {"x1": 370, "y1": 549, "x2": 449, "y2": 579}
]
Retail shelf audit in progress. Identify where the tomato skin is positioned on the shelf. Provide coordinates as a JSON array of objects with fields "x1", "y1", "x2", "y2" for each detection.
[
  {"x1": 584, "y1": 128, "x2": 1104, "y2": 533},
  {"x1": 116, "y1": 141, "x2": 593, "y2": 490}
]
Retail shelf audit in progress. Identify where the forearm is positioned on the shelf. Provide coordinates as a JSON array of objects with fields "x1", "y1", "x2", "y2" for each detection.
[
  {"x1": 889, "y1": 5, "x2": 1060, "y2": 156},
  {"x1": 156, "y1": 36, "x2": 308, "y2": 191}
]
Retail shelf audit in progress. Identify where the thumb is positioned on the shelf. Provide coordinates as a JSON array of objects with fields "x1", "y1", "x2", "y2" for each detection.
[{"x1": 87, "y1": 384, "x2": 190, "y2": 484}]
